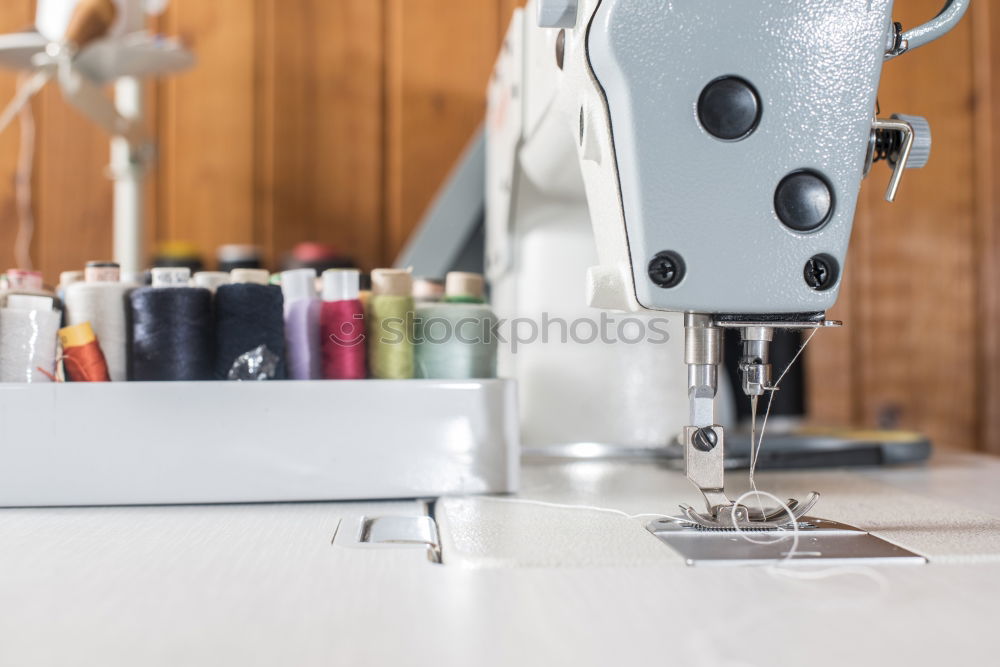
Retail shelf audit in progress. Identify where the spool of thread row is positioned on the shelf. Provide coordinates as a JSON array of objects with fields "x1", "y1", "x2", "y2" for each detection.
[
  {"x1": 320, "y1": 269, "x2": 367, "y2": 380},
  {"x1": 282, "y1": 268, "x2": 322, "y2": 380},
  {"x1": 129, "y1": 267, "x2": 215, "y2": 381},
  {"x1": 0, "y1": 294, "x2": 60, "y2": 383},
  {"x1": 415, "y1": 272, "x2": 497, "y2": 380},
  {"x1": 64, "y1": 261, "x2": 133, "y2": 381},
  {"x1": 368, "y1": 269, "x2": 415, "y2": 379},
  {"x1": 59, "y1": 322, "x2": 110, "y2": 382},
  {"x1": 214, "y1": 268, "x2": 286, "y2": 380}
]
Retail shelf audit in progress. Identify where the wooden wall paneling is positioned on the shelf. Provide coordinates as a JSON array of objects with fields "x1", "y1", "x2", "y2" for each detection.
[
  {"x1": 33, "y1": 84, "x2": 114, "y2": 284},
  {"x1": 257, "y1": 0, "x2": 385, "y2": 271},
  {"x1": 157, "y1": 0, "x2": 257, "y2": 268},
  {"x1": 384, "y1": 0, "x2": 502, "y2": 266},
  {"x1": 848, "y1": 0, "x2": 977, "y2": 450},
  {"x1": 804, "y1": 291, "x2": 857, "y2": 427},
  {"x1": 973, "y1": 0, "x2": 1000, "y2": 454},
  {"x1": 0, "y1": 1, "x2": 36, "y2": 277}
]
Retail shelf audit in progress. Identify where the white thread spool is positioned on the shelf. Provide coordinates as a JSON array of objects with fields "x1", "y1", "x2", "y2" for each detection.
[
  {"x1": 0, "y1": 294, "x2": 60, "y2": 383},
  {"x1": 64, "y1": 262, "x2": 134, "y2": 381},
  {"x1": 218, "y1": 245, "x2": 262, "y2": 272},
  {"x1": 58, "y1": 270, "x2": 84, "y2": 301},
  {"x1": 151, "y1": 266, "x2": 191, "y2": 288}
]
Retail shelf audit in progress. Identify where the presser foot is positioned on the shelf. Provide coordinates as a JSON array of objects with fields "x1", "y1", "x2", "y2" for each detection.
[{"x1": 677, "y1": 492, "x2": 820, "y2": 530}]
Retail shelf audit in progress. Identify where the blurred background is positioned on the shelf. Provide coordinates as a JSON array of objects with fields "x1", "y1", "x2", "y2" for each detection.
[{"x1": 0, "y1": 0, "x2": 995, "y2": 454}]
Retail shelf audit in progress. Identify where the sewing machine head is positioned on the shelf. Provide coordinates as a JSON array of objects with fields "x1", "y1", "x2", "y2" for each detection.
[{"x1": 527, "y1": 0, "x2": 969, "y2": 527}]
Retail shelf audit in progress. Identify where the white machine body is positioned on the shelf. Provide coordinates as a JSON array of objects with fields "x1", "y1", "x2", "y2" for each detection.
[
  {"x1": 486, "y1": 0, "x2": 968, "y2": 517},
  {"x1": 487, "y1": 8, "x2": 693, "y2": 449}
]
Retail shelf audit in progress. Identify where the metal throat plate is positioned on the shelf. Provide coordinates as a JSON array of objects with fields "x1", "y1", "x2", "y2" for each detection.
[{"x1": 647, "y1": 517, "x2": 926, "y2": 567}]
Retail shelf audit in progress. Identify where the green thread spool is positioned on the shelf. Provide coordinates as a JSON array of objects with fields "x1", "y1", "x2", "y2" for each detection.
[
  {"x1": 415, "y1": 272, "x2": 497, "y2": 379},
  {"x1": 443, "y1": 272, "x2": 485, "y2": 304},
  {"x1": 368, "y1": 269, "x2": 415, "y2": 379}
]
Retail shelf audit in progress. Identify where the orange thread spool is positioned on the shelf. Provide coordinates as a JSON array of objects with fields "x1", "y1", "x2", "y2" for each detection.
[{"x1": 58, "y1": 322, "x2": 110, "y2": 382}]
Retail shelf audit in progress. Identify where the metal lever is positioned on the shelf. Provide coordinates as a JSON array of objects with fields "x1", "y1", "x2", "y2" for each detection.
[{"x1": 867, "y1": 115, "x2": 931, "y2": 202}]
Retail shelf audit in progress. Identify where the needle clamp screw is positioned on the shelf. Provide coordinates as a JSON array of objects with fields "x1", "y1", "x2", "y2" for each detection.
[{"x1": 692, "y1": 427, "x2": 718, "y2": 452}]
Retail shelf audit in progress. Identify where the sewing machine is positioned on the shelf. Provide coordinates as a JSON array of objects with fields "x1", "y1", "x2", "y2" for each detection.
[{"x1": 487, "y1": 0, "x2": 969, "y2": 530}]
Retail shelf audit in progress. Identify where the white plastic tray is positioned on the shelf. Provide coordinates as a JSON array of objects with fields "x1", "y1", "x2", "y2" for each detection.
[{"x1": 0, "y1": 379, "x2": 519, "y2": 507}]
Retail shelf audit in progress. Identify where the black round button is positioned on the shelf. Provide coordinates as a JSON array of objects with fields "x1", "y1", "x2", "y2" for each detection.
[
  {"x1": 697, "y1": 76, "x2": 761, "y2": 141},
  {"x1": 774, "y1": 171, "x2": 834, "y2": 232}
]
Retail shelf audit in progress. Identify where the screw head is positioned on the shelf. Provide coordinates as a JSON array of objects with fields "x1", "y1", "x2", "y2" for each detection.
[
  {"x1": 804, "y1": 254, "x2": 838, "y2": 291},
  {"x1": 692, "y1": 427, "x2": 718, "y2": 452},
  {"x1": 648, "y1": 251, "x2": 685, "y2": 289}
]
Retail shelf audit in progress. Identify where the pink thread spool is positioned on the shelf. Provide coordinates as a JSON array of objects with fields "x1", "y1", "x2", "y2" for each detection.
[
  {"x1": 320, "y1": 269, "x2": 367, "y2": 380},
  {"x1": 5, "y1": 269, "x2": 44, "y2": 292}
]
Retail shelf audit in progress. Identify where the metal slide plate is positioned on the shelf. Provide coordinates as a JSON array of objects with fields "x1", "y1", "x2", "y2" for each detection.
[{"x1": 647, "y1": 517, "x2": 926, "y2": 567}]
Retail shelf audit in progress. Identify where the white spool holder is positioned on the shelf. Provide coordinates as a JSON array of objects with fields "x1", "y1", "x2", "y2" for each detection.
[{"x1": 0, "y1": 379, "x2": 519, "y2": 507}]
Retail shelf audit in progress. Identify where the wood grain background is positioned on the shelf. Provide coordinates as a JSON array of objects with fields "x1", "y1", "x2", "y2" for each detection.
[{"x1": 0, "y1": 0, "x2": 996, "y2": 452}]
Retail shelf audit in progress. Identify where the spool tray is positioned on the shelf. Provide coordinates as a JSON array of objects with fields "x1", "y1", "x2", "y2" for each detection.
[{"x1": 0, "y1": 379, "x2": 519, "y2": 506}]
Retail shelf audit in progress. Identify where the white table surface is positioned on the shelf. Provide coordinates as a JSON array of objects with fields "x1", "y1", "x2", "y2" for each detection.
[{"x1": 1, "y1": 451, "x2": 998, "y2": 666}]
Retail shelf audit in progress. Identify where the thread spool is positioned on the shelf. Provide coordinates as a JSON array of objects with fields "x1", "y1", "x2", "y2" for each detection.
[
  {"x1": 320, "y1": 269, "x2": 367, "y2": 380},
  {"x1": 413, "y1": 278, "x2": 445, "y2": 303},
  {"x1": 58, "y1": 270, "x2": 84, "y2": 301},
  {"x1": 230, "y1": 268, "x2": 269, "y2": 285},
  {"x1": 280, "y1": 268, "x2": 322, "y2": 380},
  {"x1": 0, "y1": 294, "x2": 59, "y2": 383},
  {"x1": 64, "y1": 261, "x2": 133, "y2": 381},
  {"x1": 58, "y1": 322, "x2": 110, "y2": 382},
  {"x1": 5, "y1": 269, "x2": 44, "y2": 292},
  {"x1": 129, "y1": 267, "x2": 214, "y2": 381},
  {"x1": 444, "y1": 272, "x2": 486, "y2": 304},
  {"x1": 153, "y1": 240, "x2": 203, "y2": 273},
  {"x1": 192, "y1": 271, "x2": 229, "y2": 292},
  {"x1": 368, "y1": 269, "x2": 414, "y2": 379},
  {"x1": 415, "y1": 272, "x2": 497, "y2": 379},
  {"x1": 217, "y1": 244, "x2": 263, "y2": 273},
  {"x1": 85, "y1": 260, "x2": 121, "y2": 283},
  {"x1": 214, "y1": 270, "x2": 286, "y2": 380}
]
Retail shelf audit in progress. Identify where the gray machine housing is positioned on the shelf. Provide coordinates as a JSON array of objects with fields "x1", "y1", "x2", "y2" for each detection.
[{"x1": 588, "y1": 0, "x2": 893, "y2": 314}]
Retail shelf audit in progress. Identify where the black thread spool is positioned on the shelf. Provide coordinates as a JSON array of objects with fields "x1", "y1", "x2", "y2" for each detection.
[
  {"x1": 214, "y1": 270, "x2": 286, "y2": 380},
  {"x1": 129, "y1": 268, "x2": 214, "y2": 381}
]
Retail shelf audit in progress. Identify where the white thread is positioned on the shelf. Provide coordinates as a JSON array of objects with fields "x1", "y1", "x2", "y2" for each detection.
[
  {"x1": 477, "y1": 496, "x2": 690, "y2": 524},
  {"x1": 64, "y1": 281, "x2": 135, "y2": 382},
  {"x1": 730, "y1": 489, "x2": 799, "y2": 554},
  {"x1": 749, "y1": 327, "x2": 820, "y2": 498},
  {"x1": 0, "y1": 306, "x2": 59, "y2": 383},
  {"x1": 477, "y1": 495, "x2": 889, "y2": 592}
]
